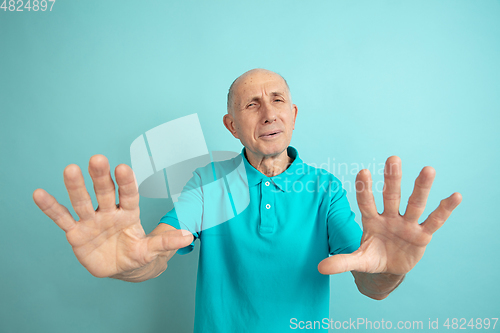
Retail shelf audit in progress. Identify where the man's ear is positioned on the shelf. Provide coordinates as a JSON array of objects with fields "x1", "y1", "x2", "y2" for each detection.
[
  {"x1": 292, "y1": 104, "x2": 298, "y2": 130},
  {"x1": 223, "y1": 113, "x2": 240, "y2": 139}
]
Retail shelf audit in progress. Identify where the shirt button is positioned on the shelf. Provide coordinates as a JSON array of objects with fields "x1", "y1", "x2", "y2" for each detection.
[
  {"x1": 266, "y1": 204, "x2": 271, "y2": 209},
  {"x1": 265, "y1": 181, "x2": 270, "y2": 186}
]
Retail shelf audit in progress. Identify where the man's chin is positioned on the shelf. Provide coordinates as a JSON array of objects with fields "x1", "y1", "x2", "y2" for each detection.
[{"x1": 256, "y1": 145, "x2": 288, "y2": 158}]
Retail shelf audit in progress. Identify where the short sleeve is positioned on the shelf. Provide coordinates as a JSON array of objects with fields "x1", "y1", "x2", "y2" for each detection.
[
  {"x1": 158, "y1": 158, "x2": 243, "y2": 255},
  {"x1": 327, "y1": 177, "x2": 363, "y2": 255},
  {"x1": 159, "y1": 209, "x2": 198, "y2": 255}
]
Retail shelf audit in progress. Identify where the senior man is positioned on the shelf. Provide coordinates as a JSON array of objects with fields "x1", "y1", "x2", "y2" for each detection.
[{"x1": 33, "y1": 68, "x2": 462, "y2": 332}]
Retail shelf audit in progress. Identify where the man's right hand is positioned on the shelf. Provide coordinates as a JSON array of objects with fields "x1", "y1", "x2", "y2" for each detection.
[{"x1": 33, "y1": 155, "x2": 193, "y2": 279}]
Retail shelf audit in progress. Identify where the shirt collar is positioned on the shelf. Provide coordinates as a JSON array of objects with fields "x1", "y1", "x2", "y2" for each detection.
[{"x1": 240, "y1": 146, "x2": 303, "y2": 192}]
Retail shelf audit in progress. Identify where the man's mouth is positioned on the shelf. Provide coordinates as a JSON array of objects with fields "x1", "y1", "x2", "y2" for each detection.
[{"x1": 260, "y1": 130, "x2": 282, "y2": 138}]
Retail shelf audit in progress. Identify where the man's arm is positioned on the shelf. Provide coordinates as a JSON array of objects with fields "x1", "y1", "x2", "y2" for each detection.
[{"x1": 351, "y1": 271, "x2": 405, "y2": 300}]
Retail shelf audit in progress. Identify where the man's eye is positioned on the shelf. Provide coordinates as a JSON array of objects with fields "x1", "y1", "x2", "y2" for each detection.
[{"x1": 274, "y1": 99, "x2": 284, "y2": 102}]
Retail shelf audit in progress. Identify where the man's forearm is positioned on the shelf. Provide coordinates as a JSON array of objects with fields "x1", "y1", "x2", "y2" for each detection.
[
  {"x1": 110, "y1": 254, "x2": 171, "y2": 283},
  {"x1": 352, "y1": 271, "x2": 405, "y2": 300}
]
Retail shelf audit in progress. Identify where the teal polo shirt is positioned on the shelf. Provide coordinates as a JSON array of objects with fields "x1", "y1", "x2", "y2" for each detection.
[{"x1": 159, "y1": 146, "x2": 362, "y2": 333}]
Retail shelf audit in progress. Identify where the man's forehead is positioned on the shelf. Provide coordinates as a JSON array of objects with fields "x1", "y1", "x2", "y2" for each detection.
[{"x1": 233, "y1": 71, "x2": 288, "y2": 99}]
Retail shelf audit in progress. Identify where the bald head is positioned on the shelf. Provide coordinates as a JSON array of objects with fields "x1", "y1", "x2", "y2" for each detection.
[{"x1": 227, "y1": 68, "x2": 291, "y2": 115}]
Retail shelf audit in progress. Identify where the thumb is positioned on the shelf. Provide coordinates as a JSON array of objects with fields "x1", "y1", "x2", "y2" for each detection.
[
  {"x1": 318, "y1": 252, "x2": 363, "y2": 275},
  {"x1": 147, "y1": 229, "x2": 194, "y2": 255}
]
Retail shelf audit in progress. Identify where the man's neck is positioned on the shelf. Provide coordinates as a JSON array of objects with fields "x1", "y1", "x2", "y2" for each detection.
[{"x1": 244, "y1": 147, "x2": 293, "y2": 177}]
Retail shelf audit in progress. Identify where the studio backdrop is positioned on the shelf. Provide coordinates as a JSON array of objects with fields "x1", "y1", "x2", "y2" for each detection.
[{"x1": 1, "y1": 1, "x2": 499, "y2": 332}]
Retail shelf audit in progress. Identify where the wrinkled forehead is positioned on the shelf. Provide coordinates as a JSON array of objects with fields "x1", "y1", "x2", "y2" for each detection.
[{"x1": 233, "y1": 71, "x2": 290, "y2": 103}]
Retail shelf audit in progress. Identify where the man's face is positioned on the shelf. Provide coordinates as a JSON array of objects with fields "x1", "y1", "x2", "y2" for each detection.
[{"x1": 223, "y1": 70, "x2": 298, "y2": 158}]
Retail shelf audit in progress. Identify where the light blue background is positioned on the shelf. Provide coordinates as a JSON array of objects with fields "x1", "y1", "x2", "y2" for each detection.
[{"x1": 1, "y1": 1, "x2": 499, "y2": 332}]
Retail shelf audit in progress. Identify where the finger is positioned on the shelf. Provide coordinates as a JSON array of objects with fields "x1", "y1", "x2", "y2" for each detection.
[
  {"x1": 33, "y1": 188, "x2": 77, "y2": 232},
  {"x1": 147, "y1": 229, "x2": 194, "y2": 255},
  {"x1": 355, "y1": 169, "x2": 378, "y2": 219},
  {"x1": 63, "y1": 164, "x2": 95, "y2": 221},
  {"x1": 403, "y1": 166, "x2": 435, "y2": 222},
  {"x1": 115, "y1": 164, "x2": 139, "y2": 211},
  {"x1": 88, "y1": 155, "x2": 116, "y2": 212},
  {"x1": 318, "y1": 252, "x2": 362, "y2": 275},
  {"x1": 382, "y1": 156, "x2": 402, "y2": 216},
  {"x1": 421, "y1": 192, "x2": 462, "y2": 234}
]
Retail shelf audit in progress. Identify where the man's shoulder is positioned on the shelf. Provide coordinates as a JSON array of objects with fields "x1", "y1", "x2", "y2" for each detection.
[
  {"x1": 192, "y1": 153, "x2": 243, "y2": 184},
  {"x1": 292, "y1": 159, "x2": 341, "y2": 183}
]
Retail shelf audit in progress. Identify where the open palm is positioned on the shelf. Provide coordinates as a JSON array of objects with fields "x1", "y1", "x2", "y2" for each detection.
[
  {"x1": 318, "y1": 156, "x2": 462, "y2": 275},
  {"x1": 33, "y1": 155, "x2": 193, "y2": 278}
]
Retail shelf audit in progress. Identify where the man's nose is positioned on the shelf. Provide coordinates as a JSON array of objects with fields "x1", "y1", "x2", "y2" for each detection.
[{"x1": 261, "y1": 101, "x2": 277, "y2": 123}]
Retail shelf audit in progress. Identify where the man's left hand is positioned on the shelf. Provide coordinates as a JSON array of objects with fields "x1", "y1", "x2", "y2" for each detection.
[{"x1": 318, "y1": 156, "x2": 462, "y2": 277}]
